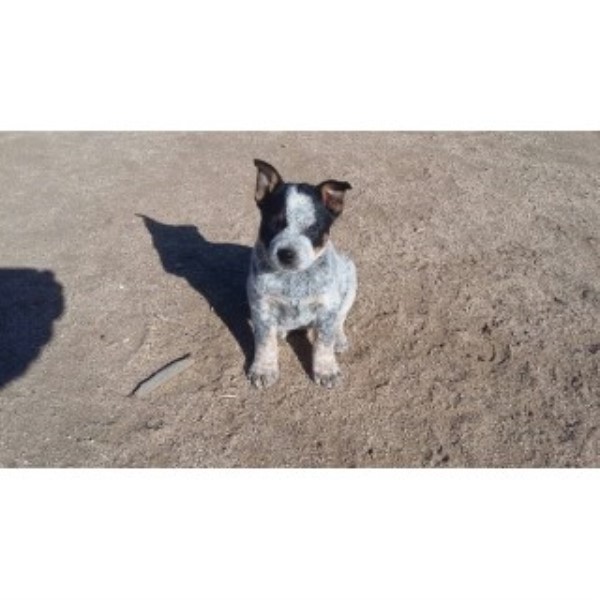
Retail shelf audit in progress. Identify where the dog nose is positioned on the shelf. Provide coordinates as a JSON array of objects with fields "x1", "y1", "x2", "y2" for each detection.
[{"x1": 277, "y1": 247, "x2": 296, "y2": 266}]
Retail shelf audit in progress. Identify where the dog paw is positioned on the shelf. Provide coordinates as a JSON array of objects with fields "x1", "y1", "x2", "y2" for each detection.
[
  {"x1": 313, "y1": 366, "x2": 342, "y2": 388},
  {"x1": 248, "y1": 364, "x2": 279, "y2": 389},
  {"x1": 334, "y1": 334, "x2": 349, "y2": 353}
]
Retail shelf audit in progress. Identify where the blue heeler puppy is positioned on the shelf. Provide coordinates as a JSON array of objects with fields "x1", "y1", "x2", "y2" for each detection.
[{"x1": 247, "y1": 159, "x2": 357, "y2": 388}]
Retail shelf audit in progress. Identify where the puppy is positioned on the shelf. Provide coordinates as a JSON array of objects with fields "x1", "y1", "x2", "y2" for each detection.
[{"x1": 247, "y1": 159, "x2": 357, "y2": 388}]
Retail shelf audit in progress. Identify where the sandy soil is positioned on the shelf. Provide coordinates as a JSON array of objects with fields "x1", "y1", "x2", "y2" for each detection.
[{"x1": 1, "y1": 132, "x2": 599, "y2": 467}]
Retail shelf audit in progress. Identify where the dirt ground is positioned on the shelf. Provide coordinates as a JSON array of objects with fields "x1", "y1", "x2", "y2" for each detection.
[{"x1": 1, "y1": 132, "x2": 599, "y2": 467}]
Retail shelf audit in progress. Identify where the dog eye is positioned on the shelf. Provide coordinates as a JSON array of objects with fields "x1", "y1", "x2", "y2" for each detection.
[{"x1": 271, "y1": 214, "x2": 287, "y2": 228}]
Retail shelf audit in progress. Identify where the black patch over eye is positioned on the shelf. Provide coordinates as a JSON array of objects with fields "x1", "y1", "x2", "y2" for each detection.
[
  {"x1": 304, "y1": 222, "x2": 329, "y2": 248},
  {"x1": 303, "y1": 197, "x2": 335, "y2": 249},
  {"x1": 271, "y1": 214, "x2": 287, "y2": 229},
  {"x1": 259, "y1": 209, "x2": 287, "y2": 247}
]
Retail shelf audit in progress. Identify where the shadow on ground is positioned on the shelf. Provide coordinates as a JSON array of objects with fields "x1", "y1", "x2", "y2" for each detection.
[
  {"x1": 0, "y1": 269, "x2": 64, "y2": 389},
  {"x1": 138, "y1": 215, "x2": 255, "y2": 366},
  {"x1": 286, "y1": 330, "x2": 313, "y2": 379}
]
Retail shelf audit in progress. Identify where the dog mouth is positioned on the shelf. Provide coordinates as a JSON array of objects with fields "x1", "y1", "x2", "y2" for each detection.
[{"x1": 274, "y1": 254, "x2": 311, "y2": 273}]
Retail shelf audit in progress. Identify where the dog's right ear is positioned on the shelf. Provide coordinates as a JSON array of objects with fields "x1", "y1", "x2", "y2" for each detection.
[{"x1": 254, "y1": 159, "x2": 283, "y2": 203}]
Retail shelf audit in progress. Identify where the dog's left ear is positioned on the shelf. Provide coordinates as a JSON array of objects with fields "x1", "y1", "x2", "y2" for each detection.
[{"x1": 317, "y1": 180, "x2": 352, "y2": 216}]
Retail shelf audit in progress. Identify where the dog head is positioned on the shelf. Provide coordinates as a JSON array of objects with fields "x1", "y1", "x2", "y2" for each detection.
[{"x1": 253, "y1": 159, "x2": 352, "y2": 272}]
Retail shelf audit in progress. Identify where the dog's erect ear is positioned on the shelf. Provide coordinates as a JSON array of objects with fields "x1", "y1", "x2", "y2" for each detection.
[
  {"x1": 254, "y1": 159, "x2": 283, "y2": 203},
  {"x1": 317, "y1": 180, "x2": 352, "y2": 216}
]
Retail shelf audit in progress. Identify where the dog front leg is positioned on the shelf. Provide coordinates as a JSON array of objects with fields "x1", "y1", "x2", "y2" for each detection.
[
  {"x1": 248, "y1": 317, "x2": 279, "y2": 389},
  {"x1": 313, "y1": 312, "x2": 341, "y2": 388}
]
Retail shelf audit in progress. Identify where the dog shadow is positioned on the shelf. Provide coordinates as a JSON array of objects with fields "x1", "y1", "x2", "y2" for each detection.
[
  {"x1": 0, "y1": 268, "x2": 64, "y2": 389},
  {"x1": 139, "y1": 215, "x2": 255, "y2": 367},
  {"x1": 138, "y1": 215, "x2": 314, "y2": 377}
]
